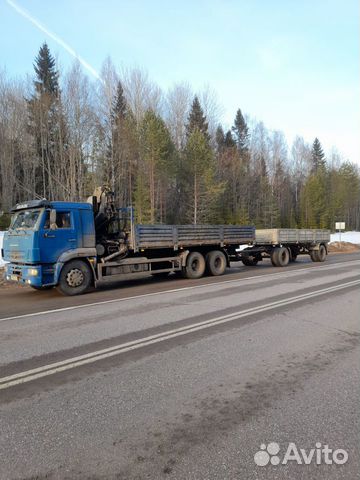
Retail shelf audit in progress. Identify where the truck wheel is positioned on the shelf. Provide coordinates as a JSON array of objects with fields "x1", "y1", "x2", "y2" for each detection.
[
  {"x1": 241, "y1": 256, "x2": 259, "y2": 266},
  {"x1": 310, "y1": 250, "x2": 318, "y2": 262},
  {"x1": 311, "y1": 245, "x2": 327, "y2": 263},
  {"x1": 317, "y1": 244, "x2": 327, "y2": 262},
  {"x1": 271, "y1": 247, "x2": 289, "y2": 267},
  {"x1": 182, "y1": 251, "x2": 206, "y2": 279},
  {"x1": 56, "y1": 260, "x2": 92, "y2": 296},
  {"x1": 206, "y1": 250, "x2": 227, "y2": 276}
]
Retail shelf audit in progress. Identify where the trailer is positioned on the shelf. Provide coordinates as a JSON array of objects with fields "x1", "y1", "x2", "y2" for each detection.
[{"x1": 239, "y1": 228, "x2": 330, "y2": 267}]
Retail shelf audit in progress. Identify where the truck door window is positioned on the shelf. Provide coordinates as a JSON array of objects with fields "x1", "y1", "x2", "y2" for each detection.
[{"x1": 44, "y1": 211, "x2": 72, "y2": 229}]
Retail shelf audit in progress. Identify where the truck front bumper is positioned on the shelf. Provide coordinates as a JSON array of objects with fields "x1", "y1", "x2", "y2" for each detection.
[{"x1": 5, "y1": 263, "x2": 55, "y2": 287}]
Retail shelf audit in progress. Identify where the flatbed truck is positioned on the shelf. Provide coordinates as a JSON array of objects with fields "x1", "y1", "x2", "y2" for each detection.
[{"x1": 2, "y1": 189, "x2": 330, "y2": 295}]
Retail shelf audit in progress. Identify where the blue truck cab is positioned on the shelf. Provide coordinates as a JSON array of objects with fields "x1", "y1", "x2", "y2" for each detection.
[{"x1": 3, "y1": 200, "x2": 97, "y2": 294}]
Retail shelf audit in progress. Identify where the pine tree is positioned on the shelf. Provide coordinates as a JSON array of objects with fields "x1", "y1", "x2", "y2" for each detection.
[
  {"x1": 186, "y1": 96, "x2": 209, "y2": 141},
  {"x1": 311, "y1": 137, "x2": 326, "y2": 172}
]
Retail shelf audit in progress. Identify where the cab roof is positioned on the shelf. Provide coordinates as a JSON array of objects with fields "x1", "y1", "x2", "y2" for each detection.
[{"x1": 11, "y1": 200, "x2": 93, "y2": 212}]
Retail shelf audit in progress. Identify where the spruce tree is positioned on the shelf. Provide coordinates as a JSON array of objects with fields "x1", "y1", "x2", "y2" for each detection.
[
  {"x1": 215, "y1": 125, "x2": 225, "y2": 151},
  {"x1": 186, "y1": 96, "x2": 209, "y2": 141},
  {"x1": 106, "y1": 81, "x2": 128, "y2": 193},
  {"x1": 112, "y1": 81, "x2": 127, "y2": 123},
  {"x1": 311, "y1": 138, "x2": 326, "y2": 172},
  {"x1": 28, "y1": 42, "x2": 65, "y2": 200},
  {"x1": 224, "y1": 130, "x2": 236, "y2": 148},
  {"x1": 232, "y1": 108, "x2": 249, "y2": 153},
  {"x1": 33, "y1": 43, "x2": 59, "y2": 96}
]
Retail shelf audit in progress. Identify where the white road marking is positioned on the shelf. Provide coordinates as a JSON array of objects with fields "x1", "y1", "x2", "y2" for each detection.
[
  {"x1": 0, "y1": 259, "x2": 358, "y2": 324},
  {"x1": 1, "y1": 279, "x2": 359, "y2": 390}
]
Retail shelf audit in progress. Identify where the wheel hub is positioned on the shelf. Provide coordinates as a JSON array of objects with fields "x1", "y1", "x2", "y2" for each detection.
[{"x1": 66, "y1": 268, "x2": 84, "y2": 287}]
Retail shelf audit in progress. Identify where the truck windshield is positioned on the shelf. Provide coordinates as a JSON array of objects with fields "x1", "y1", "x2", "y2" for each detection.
[{"x1": 9, "y1": 209, "x2": 42, "y2": 231}]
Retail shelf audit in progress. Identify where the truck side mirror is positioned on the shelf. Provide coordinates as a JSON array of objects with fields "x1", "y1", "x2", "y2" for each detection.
[{"x1": 49, "y1": 209, "x2": 57, "y2": 230}]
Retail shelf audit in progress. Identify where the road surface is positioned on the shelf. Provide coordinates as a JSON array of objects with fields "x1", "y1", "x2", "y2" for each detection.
[{"x1": 0, "y1": 253, "x2": 359, "y2": 479}]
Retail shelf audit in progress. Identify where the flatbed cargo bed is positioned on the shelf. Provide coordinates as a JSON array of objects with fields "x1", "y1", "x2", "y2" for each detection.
[
  {"x1": 131, "y1": 224, "x2": 255, "y2": 251},
  {"x1": 255, "y1": 228, "x2": 330, "y2": 245}
]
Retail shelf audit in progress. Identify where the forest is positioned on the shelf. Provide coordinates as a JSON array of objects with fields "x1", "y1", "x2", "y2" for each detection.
[{"x1": 0, "y1": 43, "x2": 359, "y2": 230}]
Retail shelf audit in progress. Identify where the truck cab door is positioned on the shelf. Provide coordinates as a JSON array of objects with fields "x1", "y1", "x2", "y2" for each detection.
[{"x1": 39, "y1": 209, "x2": 78, "y2": 264}]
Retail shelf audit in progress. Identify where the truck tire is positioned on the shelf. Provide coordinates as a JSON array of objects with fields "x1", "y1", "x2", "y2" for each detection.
[
  {"x1": 56, "y1": 260, "x2": 92, "y2": 296},
  {"x1": 206, "y1": 250, "x2": 227, "y2": 276},
  {"x1": 311, "y1": 244, "x2": 327, "y2": 263},
  {"x1": 310, "y1": 250, "x2": 317, "y2": 262},
  {"x1": 318, "y1": 244, "x2": 327, "y2": 262},
  {"x1": 182, "y1": 251, "x2": 206, "y2": 279},
  {"x1": 271, "y1": 247, "x2": 289, "y2": 267},
  {"x1": 241, "y1": 256, "x2": 259, "y2": 266}
]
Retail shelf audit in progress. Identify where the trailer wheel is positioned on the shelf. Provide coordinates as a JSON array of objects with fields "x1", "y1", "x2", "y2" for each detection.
[
  {"x1": 317, "y1": 244, "x2": 327, "y2": 262},
  {"x1": 56, "y1": 260, "x2": 92, "y2": 296},
  {"x1": 206, "y1": 250, "x2": 227, "y2": 276},
  {"x1": 310, "y1": 250, "x2": 318, "y2": 262},
  {"x1": 271, "y1": 247, "x2": 289, "y2": 267},
  {"x1": 241, "y1": 256, "x2": 259, "y2": 266},
  {"x1": 311, "y1": 244, "x2": 327, "y2": 263},
  {"x1": 182, "y1": 251, "x2": 206, "y2": 279}
]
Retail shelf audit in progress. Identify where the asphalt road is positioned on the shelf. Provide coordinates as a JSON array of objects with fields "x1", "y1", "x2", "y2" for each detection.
[{"x1": 0, "y1": 253, "x2": 359, "y2": 480}]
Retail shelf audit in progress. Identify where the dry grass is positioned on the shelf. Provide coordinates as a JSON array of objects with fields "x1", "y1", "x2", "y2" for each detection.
[{"x1": 328, "y1": 241, "x2": 360, "y2": 253}]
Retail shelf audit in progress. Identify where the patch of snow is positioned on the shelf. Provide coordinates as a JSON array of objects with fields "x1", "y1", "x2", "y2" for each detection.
[{"x1": 330, "y1": 231, "x2": 360, "y2": 244}]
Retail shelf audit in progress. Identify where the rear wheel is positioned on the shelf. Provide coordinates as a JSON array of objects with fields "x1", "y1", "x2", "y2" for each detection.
[
  {"x1": 271, "y1": 247, "x2": 290, "y2": 267},
  {"x1": 310, "y1": 251, "x2": 318, "y2": 262},
  {"x1": 206, "y1": 250, "x2": 227, "y2": 276},
  {"x1": 56, "y1": 260, "x2": 92, "y2": 296},
  {"x1": 311, "y1": 244, "x2": 327, "y2": 262},
  {"x1": 182, "y1": 251, "x2": 206, "y2": 279}
]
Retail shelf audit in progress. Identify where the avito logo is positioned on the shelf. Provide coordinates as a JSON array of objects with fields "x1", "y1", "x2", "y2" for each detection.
[{"x1": 254, "y1": 442, "x2": 348, "y2": 466}]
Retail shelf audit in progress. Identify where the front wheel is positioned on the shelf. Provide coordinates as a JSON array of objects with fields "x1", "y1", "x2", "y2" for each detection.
[{"x1": 56, "y1": 260, "x2": 92, "y2": 296}]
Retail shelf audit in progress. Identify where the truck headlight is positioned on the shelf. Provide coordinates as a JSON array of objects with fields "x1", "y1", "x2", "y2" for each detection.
[{"x1": 28, "y1": 268, "x2": 39, "y2": 276}]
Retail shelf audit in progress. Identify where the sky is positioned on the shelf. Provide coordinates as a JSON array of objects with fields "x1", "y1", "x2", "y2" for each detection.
[{"x1": 1, "y1": 0, "x2": 359, "y2": 164}]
